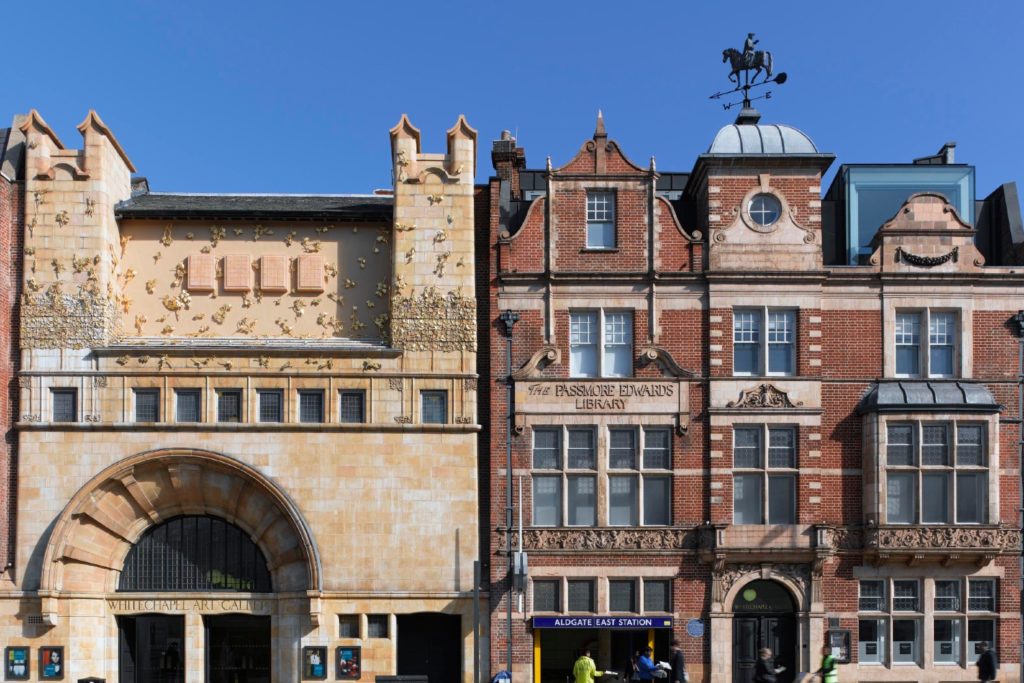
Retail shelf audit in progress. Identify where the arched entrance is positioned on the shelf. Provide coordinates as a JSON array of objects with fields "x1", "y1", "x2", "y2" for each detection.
[{"x1": 731, "y1": 580, "x2": 797, "y2": 683}]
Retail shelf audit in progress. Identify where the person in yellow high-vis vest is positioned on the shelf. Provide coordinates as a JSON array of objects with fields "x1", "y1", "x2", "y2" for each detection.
[
  {"x1": 816, "y1": 645, "x2": 838, "y2": 683},
  {"x1": 573, "y1": 648, "x2": 598, "y2": 683}
]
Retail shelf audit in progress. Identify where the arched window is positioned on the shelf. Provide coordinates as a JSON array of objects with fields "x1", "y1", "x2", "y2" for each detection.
[{"x1": 119, "y1": 516, "x2": 272, "y2": 592}]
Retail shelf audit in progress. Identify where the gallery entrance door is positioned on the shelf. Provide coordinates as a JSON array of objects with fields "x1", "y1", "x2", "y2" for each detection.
[
  {"x1": 205, "y1": 615, "x2": 271, "y2": 683},
  {"x1": 731, "y1": 580, "x2": 797, "y2": 683},
  {"x1": 117, "y1": 615, "x2": 185, "y2": 683}
]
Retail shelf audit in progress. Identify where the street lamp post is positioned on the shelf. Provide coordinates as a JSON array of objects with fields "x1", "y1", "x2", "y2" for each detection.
[{"x1": 499, "y1": 309, "x2": 520, "y2": 678}]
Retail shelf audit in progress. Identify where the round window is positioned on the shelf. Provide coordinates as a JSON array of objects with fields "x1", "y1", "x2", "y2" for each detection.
[{"x1": 748, "y1": 193, "x2": 782, "y2": 227}]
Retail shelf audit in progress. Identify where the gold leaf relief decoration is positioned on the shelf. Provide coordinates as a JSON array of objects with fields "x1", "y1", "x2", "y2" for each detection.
[
  {"x1": 343, "y1": 279, "x2": 357, "y2": 289},
  {"x1": 185, "y1": 232, "x2": 194, "y2": 240},
  {"x1": 284, "y1": 231, "x2": 297, "y2": 247},
  {"x1": 327, "y1": 292, "x2": 343, "y2": 305},
  {"x1": 210, "y1": 226, "x2": 226, "y2": 247},
  {"x1": 189, "y1": 357, "x2": 211, "y2": 369},
  {"x1": 434, "y1": 251, "x2": 451, "y2": 278},
  {"x1": 405, "y1": 247, "x2": 416, "y2": 264},
  {"x1": 241, "y1": 292, "x2": 254, "y2": 308},
  {"x1": 145, "y1": 280, "x2": 157, "y2": 294},
  {"x1": 253, "y1": 225, "x2": 273, "y2": 240},
  {"x1": 433, "y1": 229, "x2": 448, "y2": 244},
  {"x1": 134, "y1": 315, "x2": 147, "y2": 334},
  {"x1": 85, "y1": 197, "x2": 96, "y2": 217},
  {"x1": 236, "y1": 317, "x2": 256, "y2": 334},
  {"x1": 324, "y1": 263, "x2": 338, "y2": 280},
  {"x1": 71, "y1": 255, "x2": 91, "y2": 274},
  {"x1": 55, "y1": 210, "x2": 70, "y2": 228},
  {"x1": 161, "y1": 225, "x2": 174, "y2": 247},
  {"x1": 391, "y1": 287, "x2": 475, "y2": 352},
  {"x1": 301, "y1": 237, "x2": 321, "y2": 253},
  {"x1": 291, "y1": 299, "x2": 306, "y2": 317},
  {"x1": 161, "y1": 325, "x2": 174, "y2": 335},
  {"x1": 120, "y1": 233, "x2": 133, "y2": 252},
  {"x1": 316, "y1": 226, "x2": 330, "y2": 234},
  {"x1": 375, "y1": 281, "x2": 388, "y2": 298},
  {"x1": 172, "y1": 262, "x2": 185, "y2": 288},
  {"x1": 153, "y1": 252, "x2": 162, "y2": 263},
  {"x1": 275, "y1": 318, "x2": 293, "y2": 335},
  {"x1": 357, "y1": 257, "x2": 366, "y2": 269},
  {"x1": 157, "y1": 355, "x2": 171, "y2": 370},
  {"x1": 362, "y1": 360, "x2": 381, "y2": 372},
  {"x1": 211, "y1": 304, "x2": 232, "y2": 325},
  {"x1": 257, "y1": 356, "x2": 269, "y2": 369},
  {"x1": 116, "y1": 355, "x2": 130, "y2": 366}
]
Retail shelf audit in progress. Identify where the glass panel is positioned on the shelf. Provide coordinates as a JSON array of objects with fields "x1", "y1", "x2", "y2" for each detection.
[
  {"x1": 767, "y1": 475, "x2": 795, "y2": 524},
  {"x1": 734, "y1": 427, "x2": 761, "y2": 468},
  {"x1": 609, "y1": 428, "x2": 637, "y2": 469},
  {"x1": 366, "y1": 615, "x2": 388, "y2": 638},
  {"x1": 859, "y1": 580, "x2": 885, "y2": 611},
  {"x1": 533, "y1": 580, "x2": 559, "y2": 612},
  {"x1": 532, "y1": 476, "x2": 561, "y2": 527},
  {"x1": 567, "y1": 476, "x2": 596, "y2": 526},
  {"x1": 338, "y1": 616, "x2": 359, "y2": 638},
  {"x1": 51, "y1": 389, "x2": 77, "y2": 422},
  {"x1": 893, "y1": 580, "x2": 919, "y2": 611},
  {"x1": 257, "y1": 391, "x2": 282, "y2": 423},
  {"x1": 922, "y1": 424, "x2": 949, "y2": 466},
  {"x1": 934, "y1": 619, "x2": 961, "y2": 664},
  {"x1": 968, "y1": 619, "x2": 995, "y2": 658},
  {"x1": 570, "y1": 311, "x2": 599, "y2": 377},
  {"x1": 733, "y1": 473, "x2": 762, "y2": 524},
  {"x1": 642, "y1": 429, "x2": 671, "y2": 469},
  {"x1": 935, "y1": 580, "x2": 961, "y2": 612},
  {"x1": 956, "y1": 425, "x2": 984, "y2": 466},
  {"x1": 886, "y1": 472, "x2": 916, "y2": 523},
  {"x1": 892, "y1": 619, "x2": 919, "y2": 664},
  {"x1": 749, "y1": 194, "x2": 781, "y2": 226},
  {"x1": 608, "y1": 476, "x2": 637, "y2": 526},
  {"x1": 733, "y1": 310, "x2": 761, "y2": 375},
  {"x1": 858, "y1": 618, "x2": 887, "y2": 664},
  {"x1": 643, "y1": 476, "x2": 670, "y2": 526},
  {"x1": 895, "y1": 312, "x2": 921, "y2": 376},
  {"x1": 886, "y1": 424, "x2": 915, "y2": 466},
  {"x1": 298, "y1": 391, "x2": 324, "y2": 423},
  {"x1": 567, "y1": 429, "x2": 596, "y2": 469},
  {"x1": 643, "y1": 580, "x2": 670, "y2": 612},
  {"x1": 176, "y1": 390, "x2": 201, "y2": 423},
  {"x1": 420, "y1": 391, "x2": 447, "y2": 424},
  {"x1": 533, "y1": 429, "x2": 561, "y2": 469},
  {"x1": 567, "y1": 580, "x2": 595, "y2": 612},
  {"x1": 956, "y1": 472, "x2": 987, "y2": 524},
  {"x1": 766, "y1": 310, "x2": 795, "y2": 375},
  {"x1": 135, "y1": 389, "x2": 160, "y2": 422},
  {"x1": 968, "y1": 580, "x2": 995, "y2": 612},
  {"x1": 338, "y1": 391, "x2": 365, "y2": 423},
  {"x1": 929, "y1": 312, "x2": 957, "y2": 377},
  {"x1": 767, "y1": 428, "x2": 795, "y2": 468},
  {"x1": 586, "y1": 192, "x2": 615, "y2": 249},
  {"x1": 604, "y1": 312, "x2": 633, "y2": 378},
  {"x1": 922, "y1": 473, "x2": 950, "y2": 523},
  {"x1": 609, "y1": 580, "x2": 636, "y2": 612},
  {"x1": 217, "y1": 390, "x2": 241, "y2": 423}
]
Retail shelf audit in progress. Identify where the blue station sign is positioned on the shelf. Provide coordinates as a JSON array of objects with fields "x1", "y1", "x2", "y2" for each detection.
[{"x1": 532, "y1": 616, "x2": 673, "y2": 630}]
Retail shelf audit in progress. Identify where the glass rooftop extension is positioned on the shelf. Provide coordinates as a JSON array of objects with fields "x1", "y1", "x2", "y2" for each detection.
[{"x1": 829, "y1": 165, "x2": 975, "y2": 265}]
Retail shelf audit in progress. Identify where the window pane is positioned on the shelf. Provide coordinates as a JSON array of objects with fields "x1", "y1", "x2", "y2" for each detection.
[
  {"x1": 421, "y1": 390, "x2": 447, "y2": 424},
  {"x1": 886, "y1": 424, "x2": 914, "y2": 466},
  {"x1": 956, "y1": 472, "x2": 987, "y2": 524},
  {"x1": 858, "y1": 618, "x2": 887, "y2": 664},
  {"x1": 956, "y1": 425, "x2": 984, "y2": 466},
  {"x1": 609, "y1": 476, "x2": 637, "y2": 526},
  {"x1": 892, "y1": 619, "x2": 919, "y2": 663},
  {"x1": 643, "y1": 476, "x2": 670, "y2": 526},
  {"x1": 930, "y1": 345, "x2": 954, "y2": 377},
  {"x1": 258, "y1": 390, "x2": 282, "y2": 422},
  {"x1": 366, "y1": 615, "x2": 388, "y2": 638},
  {"x1": 922, "y1": 473, "x2": 949, "y2": 523},
  {"x1": 642, "y1": 429, "x2": 671, "y2": 469},
  {"x1": 217, "y1": 390, "x2": 241, "y2": 423},
  {"x1": 733, "y1": 310, "x2": 761, "y2": 374},
  {"x1": 859, "y1": 580, "x2": 885, "y2": 612},
  {"x1": 893, "y1": 580, "x2": 919, "y2": 611},
  {"x1": 135, "y1": 389, "x2": 160, "y2": 422},
  {"x1": 643, "y1": 580, "x2": 671, "y2": 612},
  {"x1": 567, "y1": 476, "x2": 596, "y2": 526},
  {"x1": 767, "y1": 428, "x2": 795, "y2": 468},
  {"x1": 604, "y1": 312, "x2": 633, "y2": 378},
  {"x1": 532, "y1": 476, "x2": 561, "y2": 527},
  {"x1": 609, "y1": 580, "x2": 636, "y2": 612},
  {"x1": 339, "y1": 391, "x2": 365, "y2": 423},
  {"x1": 734, "y1": 428, "x2": 761, "y2": 468},
  {"x1": 929, "y1": 312, "x2": 956, "y2": 377},
  {"x1": 968, "y1": 620, "x2": 995, "y2": 658},
  {"x1": 934, "y1": 619, "x2": 961, "y2": 664},
  {"x1": 533, "y1": 580, "x2": 559, "y2": 612},
  {"x1": 968, "y1": 580, "x2": 995, "y2": 612},
  {"x1": 567, "y1": 580, "x2": 595, "y2": 612},
  {"x1": 338, "y1": 616, "x2": 359, "y2": 638},
  {"x1": 767, "y1": 310, "x2": 795, "y2": 374},
  {"x1": 587, "y1": 221, "x2": 615, "y2": 249},
  {"x1": 768, "y1": 475, "x2": 795, "y2": 524},
  {"x1": 176, "y1": 390, "x2": 201, "y2": 423},
  {"x1": 299, "y1": 391, "x2": 324, "y2": 423},
  {"x1": 533, "y1": 429, "x2": 561, "y2": 469},
  {"x1": 586, "y1": 192, "x2": 615, "y2": 249},
  {"x1": 922, "y1": 424, "x2": 949, "y2": 466},
  {"x1": 52, "y1": 389, "x2": 77, "y2": 423},
  {"x1": 886, "y1": 472, "x2": 916, "y2": 524},
  {"x1": 570, "y1": 312, "x2": 599, "y2": 377},
  {"x1": 895, "y1": 312, "x2": 921, "y2": 376},
  {"x1": 609, "y1": 428, "x2": 637, "y2": 469},
  {"x1": 567, "y1": 429, "x2": 596, "y2": 469},
  {"x1": 733, "y1": 473, "x2": 762, "y2": 524},
  {"x1": 932, "y1": 580, "x2": 959, "y2": 612}
]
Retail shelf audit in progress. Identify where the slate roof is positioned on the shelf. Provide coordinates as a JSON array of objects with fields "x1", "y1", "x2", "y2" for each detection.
[
  {"x1": 115, "y1": 193, "x2": 393, "y2": 221},
  {"x1": 857, "y1": 381, "x2": 1000, "y2": 414}
]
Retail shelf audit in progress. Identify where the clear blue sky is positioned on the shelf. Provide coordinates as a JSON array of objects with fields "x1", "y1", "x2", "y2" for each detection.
[{"x1": 5, "y1": 1, "x2": 1022, "y2": 196}]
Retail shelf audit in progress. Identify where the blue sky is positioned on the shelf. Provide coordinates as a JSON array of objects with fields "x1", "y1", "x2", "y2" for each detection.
[{"x1": 5, "y1": 1, "x2": 1022, "y2": 196}]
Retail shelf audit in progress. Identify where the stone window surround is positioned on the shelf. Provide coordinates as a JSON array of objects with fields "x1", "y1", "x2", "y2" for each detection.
[
  {"x1": 568, "y1": 308, "x2": 634, "y2": 379},
  {"x1": 732, "y1": 306, "x2": 798, "y2": 377},
  {"x1": 894, "y1": 308, "x2": 960, "y2": 379},
  {"x1": 882, "y1": 298, "x2": 973, "y2": 379},
  {"x1": 334, "y1": 614, "x2": 398, "y2": 641},
  {"x1": 584, "y1": 187, "x2": 617, "y2": 250},
  {"x1": 529, "y1": 423, "x2": 674, "y2": 528},
  {"x1": 738, "y1": 183, "x2": 791, "y2": 234},
  {"x1": 527, "y1": 572, "x2": 677, "y2": 616},
  {"x1": 731, "y1": 423, "x2": 799, "y2": 525}
]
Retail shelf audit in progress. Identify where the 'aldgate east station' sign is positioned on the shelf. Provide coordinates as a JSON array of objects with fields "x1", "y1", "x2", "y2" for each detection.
[
  {"x1": 533, "y1": 616, "x2": 674, "y2": 629},
  {"x1": 514, "y1": 380, "x2": 687, "y2": 431}
]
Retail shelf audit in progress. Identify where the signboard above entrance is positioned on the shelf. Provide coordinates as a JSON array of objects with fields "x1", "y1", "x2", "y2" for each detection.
[
  {"x1": 514, "y1": 379, "x2": 689, "y2": 433},
  {"x1": 532, "y1": 616, "x2": 673, "y2": 629}
]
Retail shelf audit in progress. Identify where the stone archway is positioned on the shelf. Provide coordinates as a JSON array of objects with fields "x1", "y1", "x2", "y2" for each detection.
[{"x1": 38, "y1": 448, "x2": 322, "y2": 623}]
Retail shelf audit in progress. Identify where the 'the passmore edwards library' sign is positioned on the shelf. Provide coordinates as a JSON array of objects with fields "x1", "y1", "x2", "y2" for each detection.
[
  {"x1": 515, "y1": 380, "x2": 685, "y2": 415},
  {"x1": 533, "y1": 616, "x2": 674, "y2": 629}
]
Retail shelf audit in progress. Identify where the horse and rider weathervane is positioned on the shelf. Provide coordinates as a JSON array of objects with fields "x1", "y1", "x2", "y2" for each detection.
[{"x1": 710, "y1": 33, "x2": 788, "y2": 112}]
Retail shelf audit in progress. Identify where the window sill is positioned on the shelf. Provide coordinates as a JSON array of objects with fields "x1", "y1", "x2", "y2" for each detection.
[{"x1": 580, "y1": 247, "x2": 619, "y2": 253}]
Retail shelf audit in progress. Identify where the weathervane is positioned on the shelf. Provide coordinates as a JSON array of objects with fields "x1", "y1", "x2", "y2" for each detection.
[{"x1": 710, "y1": 33, "x2": 788, "y2": 112}]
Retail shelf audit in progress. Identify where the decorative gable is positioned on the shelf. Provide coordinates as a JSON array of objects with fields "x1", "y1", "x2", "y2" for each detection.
[{"x1": 868, "y1": 193, "x2": 984, "y2": 272}]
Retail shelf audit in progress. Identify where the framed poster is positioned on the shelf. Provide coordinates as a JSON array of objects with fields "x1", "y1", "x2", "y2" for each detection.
[
  {"x1": 827, "y1": 630, "x2": 851, "y2": 664},
  {"x1": 39, "y1": 647, "x2": 63, "y2": 681},
  {"x1": 302, "y1": 646, "x2": 327, "y2": 680},
  {"x1": 4, "y1": 647, "x2": 28, "y2": 681},
  {"x1": 335, "y1": 646, "x2": 361, "y2": 680}
]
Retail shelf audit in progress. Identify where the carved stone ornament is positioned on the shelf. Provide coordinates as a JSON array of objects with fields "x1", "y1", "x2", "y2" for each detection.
[
  {"x1": 895, "y1": 245, "x2": 958, "y2": 267},
  {"x1": 866, "y1": 526, "x2": 1022, "y2": 554},
  {"x1": 512, "y1": 346, "x2": 561, "y2": 380},
  {"x1": 387, "y1": 378, "x2": 404, "y2": 392},
  {"x1": 715, "y1": 562, "x2": 809, "y2": 605},
  {"x1": 464, "y1": 377, "x2": 479, "y2": 391},
  {"x1": 390, "y1": 287, "x2": 475, "y2": 352},
  {"x1": 93, "y1": 375, "x2": 109, "y2": 388},
  {"x1": 511, "y1": 527, "x2": 700, "y2": 552},
  {"x1": 393, "y1": 415, "x2": 412, "y2": 424},
  {"x1": 727, "y1": 383, "x2": 802, "y2": 409},
  {"x1": 638, "y1": 346, "x2": 695, "y2": 378},
  {"x1": 21, "y1": 291, "x2": 115, "y2": 350}
]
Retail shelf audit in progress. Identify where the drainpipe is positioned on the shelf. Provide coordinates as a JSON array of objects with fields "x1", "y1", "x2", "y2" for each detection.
[{"x1": 500, "y1": 309, "x2": 520, "y2": 676}]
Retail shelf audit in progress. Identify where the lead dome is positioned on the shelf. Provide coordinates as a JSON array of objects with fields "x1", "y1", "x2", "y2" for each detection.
[{"x1": 708, "y1": 122, "x2": 818, "y2": 154}]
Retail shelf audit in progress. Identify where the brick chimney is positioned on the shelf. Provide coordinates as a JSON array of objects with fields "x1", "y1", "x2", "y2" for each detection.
[{"x1": 491, "y1": 130, "x2": 525, "y2": 197}]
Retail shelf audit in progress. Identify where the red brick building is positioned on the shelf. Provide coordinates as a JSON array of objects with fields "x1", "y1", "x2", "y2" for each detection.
[{"x1": 482, "y1": 112, "x2": 1024, "y2": 682}]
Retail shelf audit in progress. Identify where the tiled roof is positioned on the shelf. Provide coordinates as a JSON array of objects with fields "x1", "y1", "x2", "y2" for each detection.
[{"x1": 115, "y1": 193, "x2": 393, "y2": 221}]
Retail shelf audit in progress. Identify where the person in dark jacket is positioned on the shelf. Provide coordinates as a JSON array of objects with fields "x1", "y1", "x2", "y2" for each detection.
[
  {"x1": 669, "y1": 640, "x2": 687, "y2": 682},
  {"x1": 976, "y1": 641, "x2": 998, "y2": 683},
  {"x1": 753, "y1": 648, "x2": 783, "y2": 683}
]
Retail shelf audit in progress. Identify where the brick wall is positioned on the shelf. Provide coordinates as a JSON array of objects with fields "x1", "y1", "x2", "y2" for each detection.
[{"x1": 0, "y1": 173, "x2": 20, "y2": 570}]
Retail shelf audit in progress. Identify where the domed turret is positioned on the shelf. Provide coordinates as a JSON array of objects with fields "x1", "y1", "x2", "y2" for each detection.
[{"x1": 708, "y1": 121, "x2": 817, "y2": 155}]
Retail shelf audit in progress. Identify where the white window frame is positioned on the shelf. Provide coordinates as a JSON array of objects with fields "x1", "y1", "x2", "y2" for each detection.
[
  {"x1": 732, "y1": 307, "x2": 797, "y2": 377},
  {"x1": 607, "y1": 426, "x2": 672, "y2": 527},
  {"x1": 531, "y1": 426, "x2": 597, "y2": 527},
  {"x1": 732, "y1": 425, "x2": 798, "y2": 525},
  {"x1": 894, "y1": 309, "x2": 960, "y2": 378},
  {"x1": 585, "y1": 190, "x2": 616, "y2": 249},
  {"x1": 569, "y1": 309, "x2": 633, "y2": 378}
]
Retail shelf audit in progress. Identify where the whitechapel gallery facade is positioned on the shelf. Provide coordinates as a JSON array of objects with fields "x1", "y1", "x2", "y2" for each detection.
[{"x1": 0, "y1": 111, "x2": 482, "y2": 683}]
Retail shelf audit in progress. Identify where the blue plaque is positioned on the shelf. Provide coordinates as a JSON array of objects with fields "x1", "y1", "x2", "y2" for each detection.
[{"x1": 686, "y1": 619, "x2": 704, "y2": 638}]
